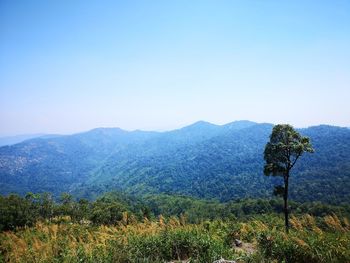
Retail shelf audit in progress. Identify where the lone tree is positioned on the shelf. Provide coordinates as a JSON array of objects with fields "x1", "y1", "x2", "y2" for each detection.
[{"x1": 264, "y1": 124, "x2": 314, "y2": 232}]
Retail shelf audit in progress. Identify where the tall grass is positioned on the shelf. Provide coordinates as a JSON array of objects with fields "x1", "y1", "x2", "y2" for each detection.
[
  {"x1": 0, "y1": 216, "x2": 235, "y2": 263},
  {"x1": 248, "y1": 214, "x2": 350, "y2": 263},
  {"x1": 0, "y1": 214, "x2": 349, "y2": 263}
]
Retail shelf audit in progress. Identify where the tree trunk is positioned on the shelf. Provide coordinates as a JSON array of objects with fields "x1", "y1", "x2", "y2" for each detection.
[{"x1": 283, "y1": 172, "x2": 289, "y2": 233}]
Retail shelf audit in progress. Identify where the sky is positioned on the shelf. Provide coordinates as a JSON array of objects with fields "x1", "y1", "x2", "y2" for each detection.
[{"x1": 0, "y1": 0, "x2": 349, "y2": 136}]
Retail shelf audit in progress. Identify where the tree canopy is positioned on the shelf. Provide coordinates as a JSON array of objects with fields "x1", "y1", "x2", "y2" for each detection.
[{"x1": 264, "y1": 124, "x2": 314, "y2": 177}]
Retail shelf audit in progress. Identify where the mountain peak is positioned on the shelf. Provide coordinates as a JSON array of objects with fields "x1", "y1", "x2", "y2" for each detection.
[
  {"x1": 89, "y1": 127, "x2": 124, "y2": 132},
  {"x1": 222, "y1": 120, "x2": 257, "y2": 130},
  {"x1": 187, "y1": 120, "x2": 216, "y2": 127},
  {"x1": 177, "y1": 121, "x2": 220, "y2": 132}
]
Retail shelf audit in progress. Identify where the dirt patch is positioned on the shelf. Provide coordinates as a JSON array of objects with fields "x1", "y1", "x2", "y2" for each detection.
[{"x1": 235, "y1": 242, "x2": 257, "y2": 255}]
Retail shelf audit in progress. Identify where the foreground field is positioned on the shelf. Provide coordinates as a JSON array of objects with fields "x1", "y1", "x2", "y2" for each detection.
[{"x1": 1, "y1": 214, "x2": 349, "y2": 263}]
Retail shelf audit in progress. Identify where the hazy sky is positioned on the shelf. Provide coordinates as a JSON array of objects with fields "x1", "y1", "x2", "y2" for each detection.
[{"x1": 1, "y1": 1, "x2": 349, "y2": 136}]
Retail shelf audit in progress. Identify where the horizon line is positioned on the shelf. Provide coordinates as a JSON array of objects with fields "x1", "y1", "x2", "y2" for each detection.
[{"x1": 1, "y1": 120, "x2": 349, "y2": 138}]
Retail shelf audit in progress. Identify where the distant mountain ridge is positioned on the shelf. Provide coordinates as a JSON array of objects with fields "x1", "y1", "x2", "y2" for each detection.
[
  {"x1": 0, "y1": 134, "x2": 57, "y2": 147},
  {"x1": 1, "y1": 121, "x2": 350, "y2": 204}
]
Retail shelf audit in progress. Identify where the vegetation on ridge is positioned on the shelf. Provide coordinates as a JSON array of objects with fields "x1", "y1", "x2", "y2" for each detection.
[{"x1": 1, "y1": 123, "x2": 350, "y2": 205}]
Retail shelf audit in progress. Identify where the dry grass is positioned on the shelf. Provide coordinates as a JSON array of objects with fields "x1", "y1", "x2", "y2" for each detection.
[{"x1": 1, "y1": 215, "x2": 349, "y2": 263}]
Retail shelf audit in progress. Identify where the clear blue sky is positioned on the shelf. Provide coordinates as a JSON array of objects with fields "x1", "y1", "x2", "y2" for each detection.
[{"x1": 1, "y1": 0, "x2": 349, "y2": 135}]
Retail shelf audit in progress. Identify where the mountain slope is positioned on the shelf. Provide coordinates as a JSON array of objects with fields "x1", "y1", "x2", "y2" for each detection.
[
  {"x1": 1, "y1": 121, "x2": 350, "y2": 204},
  {"x1": 84, "y1": 123, "x2": 274, "y2": 200},
  {"x1": 0, "y1": 128, "x2": 157, "y2": 195}
]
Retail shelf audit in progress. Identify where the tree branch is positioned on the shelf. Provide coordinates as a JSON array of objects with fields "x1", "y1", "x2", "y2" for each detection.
[{"x1": 290, "y1": 153, "x2": 301, "y2": 168}]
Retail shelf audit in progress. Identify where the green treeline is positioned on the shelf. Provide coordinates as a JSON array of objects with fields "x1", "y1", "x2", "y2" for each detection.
[{"x1": 1, "y1": 191, "x2": 349, "y2": 232}]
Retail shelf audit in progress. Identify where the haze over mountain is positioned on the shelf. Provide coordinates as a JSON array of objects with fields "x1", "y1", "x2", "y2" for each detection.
[
  {"x1": 0, "y1": 134, "x2": 50, "y2": 147},
  {"x1": 1, "y1": 120, "x2": 349, "y2": 205}
]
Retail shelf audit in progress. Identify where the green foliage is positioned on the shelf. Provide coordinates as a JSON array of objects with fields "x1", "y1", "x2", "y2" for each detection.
[
  {"x1": 1, "y1": 123, "x2": 350, "y2": 205},
  {"x1": 264, "y1": 124, "x2": 314, "y2": 231},
  {"x1": 264, "y1": 124, "x2": 313, "y2": 177},
  {"x1": 1, "y1": 191, "x2": 349, "y2": 232},
  {"x1": 0, "y1": 194, "x2": 37, "y2": 231},
  {"x1": 90, "y1": 198, "x2": 126, "y2": 225},
  {"x1": 0, "y1": 192, "x2": 129, "y2": 231}
]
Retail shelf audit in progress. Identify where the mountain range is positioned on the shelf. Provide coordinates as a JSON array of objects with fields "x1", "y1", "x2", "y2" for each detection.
[
  {"x1": 1, "y1": 121, "x2": 350, "y2": 204},
  {"x1": 0, "y1": 134, "x2": 48, "y2": 147}
]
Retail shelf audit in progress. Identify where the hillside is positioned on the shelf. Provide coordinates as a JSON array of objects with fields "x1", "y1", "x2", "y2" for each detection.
[{"x1": 1, "y1": 121, "x2": 350, "y2": 204}]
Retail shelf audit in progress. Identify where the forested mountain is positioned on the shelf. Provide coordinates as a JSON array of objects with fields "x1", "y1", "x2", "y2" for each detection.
[
  {"x1": 1, "y1": 121, "x2": 350, "y2": 204},
  {"x1": 0, "y1": 128, "x2": 157, "y2": 195}
]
